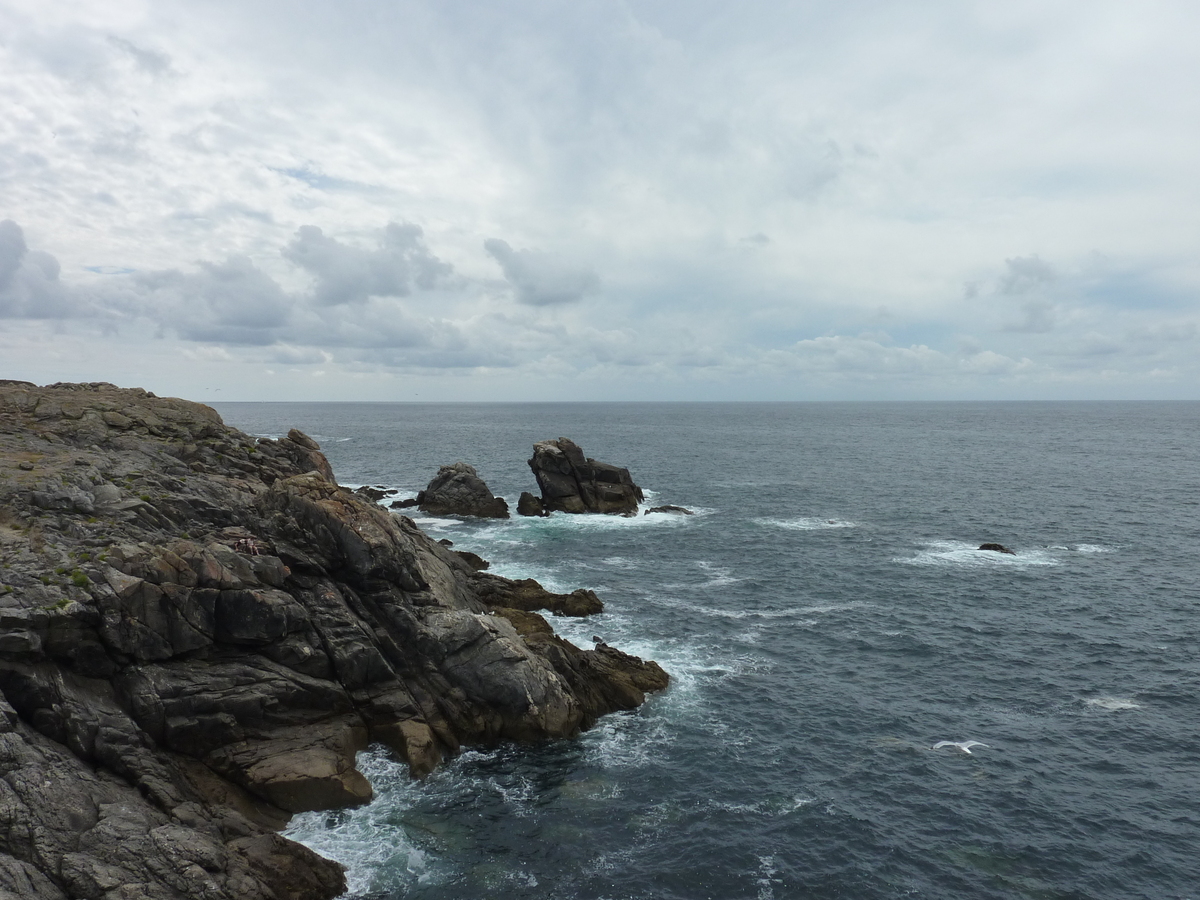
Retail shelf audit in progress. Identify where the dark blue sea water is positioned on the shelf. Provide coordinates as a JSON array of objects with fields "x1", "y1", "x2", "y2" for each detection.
[{"x1": 213, "y1": 402, "x2": 1200, "y2": 900}]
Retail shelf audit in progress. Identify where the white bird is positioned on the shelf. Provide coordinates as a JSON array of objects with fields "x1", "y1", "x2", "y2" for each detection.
[{"x1": 932, "y1": 741, "x2": 989, "y2": 754}]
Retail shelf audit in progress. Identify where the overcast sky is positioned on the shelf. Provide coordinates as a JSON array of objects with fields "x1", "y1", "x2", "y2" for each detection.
[{"x1": 3, "y1": 0, "x2": 1198, "y2": 400}]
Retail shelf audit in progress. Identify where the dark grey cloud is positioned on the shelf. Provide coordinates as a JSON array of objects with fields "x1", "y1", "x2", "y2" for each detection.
[
  {"x1": 0, "y1": 220, "x2": 82, "y2": 319},
  {"x1": 282, "y1": 222, "x2": 454, "y2": 305},
  {"x1": 484, "y1": 238, "x2": 599, "y2": 306},
  {"x1": 134, "y1": 255, "x2": 293, "y2": 344}
]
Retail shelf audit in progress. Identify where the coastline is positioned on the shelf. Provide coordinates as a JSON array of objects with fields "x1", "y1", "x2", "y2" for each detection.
[{"x1": 0, "y1": 380, "x2": 667, "y2": 900}]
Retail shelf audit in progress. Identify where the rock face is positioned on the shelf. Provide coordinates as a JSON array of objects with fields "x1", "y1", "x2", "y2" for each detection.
[
  {"x1": 417, "y1": 462, "x2": 509, "y2": 518},
  {"x1": 527, "y1": 438, "x2": 643, "y2": 515},
  {"x1": 0, "y1": 382, "x2": 667, "y2": 900}
]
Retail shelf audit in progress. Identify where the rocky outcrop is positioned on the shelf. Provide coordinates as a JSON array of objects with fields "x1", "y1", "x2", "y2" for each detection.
[
  {"x1": 978, "y1": 543, "x2": 1016, "y2": 555},
  {"x1": 646, "y1": 505, "x2": 693, "y2": 516},
  {"x1": 527, "y1": 438, "x2": 643, "y2": 515},
  {"x1": 516, "y1": 491, "x2": 545, "y2": 517},
  {"x1": 0, "y1": 382, "x2": 667, "y2": 900},
  {"x1": 417, "y1": 462, "x2": 509, "y2": 518}
]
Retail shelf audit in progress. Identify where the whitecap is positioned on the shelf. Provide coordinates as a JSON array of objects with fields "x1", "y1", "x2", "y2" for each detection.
[
  {"x1": 1085, "y1": 696, "x2": 1141, "y2": 711},
  {"x1": 897, "y1": 540, "x2": 1058, "y2": 569},
  {"x1": 754, "y1": 516, "x2": 858, "y2": 531},
  {"x1": 283, "y1": 746, "x2": 444, "y2": 895},
  {"x1": 1072, "y1": 544, "x2": 1111, "y2": 554}
]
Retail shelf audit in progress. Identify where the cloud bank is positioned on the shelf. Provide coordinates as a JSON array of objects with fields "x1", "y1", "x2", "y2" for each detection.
[{"x1": 1, "y1": 0, "x2": 1198, "y2": 399}]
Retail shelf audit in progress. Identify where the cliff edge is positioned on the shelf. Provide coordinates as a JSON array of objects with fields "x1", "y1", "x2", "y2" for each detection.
[{"x1": 0, "y1": 381, "x2": 667, "y2": 900}]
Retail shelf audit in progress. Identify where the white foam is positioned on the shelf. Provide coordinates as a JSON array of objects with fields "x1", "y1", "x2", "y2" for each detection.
[
  {"x1": 1072, "y1": 544, "x2": 1111, "y2": 554},
  {"x1": 407, "y1": 515, "x2": 461, "y2": 529},
  {"x1": 283, "y1": 746, "x2": 442, "y2": 895},
  {"x1": 1085, "y1": 696, "x2": 1141, "y2": 710},
  {"x1": 754, "y1": 516, "x2": 858, "y2": 531},
  {"x1": 897, "y1": 540, "x2": 1058, "y2": 569}
]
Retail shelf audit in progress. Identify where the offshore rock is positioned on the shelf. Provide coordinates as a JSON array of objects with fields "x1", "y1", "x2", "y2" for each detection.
[
  {"x1": 528, "y1": 438, "x2": 643, "y2": 515},
  {"x1": 516, "y1": 491, "x2": 545, "y2": 517},
  {"x1": 417, "y1": 462, "x2": 509, "y2": 518},
  {"x1": 979, "y1": 543, "x2": 1016, "y2": 555},
  {"x1": 0, "y1": 381, "x2": 667, "y2": 900},
  {"x1": 646, "y1": 505, "x2": 693, "y2": 516}
]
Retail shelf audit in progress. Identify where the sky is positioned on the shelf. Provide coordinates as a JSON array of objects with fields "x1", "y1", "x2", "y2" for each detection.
[{"x1": 2, "y1": 0, "x2": 1199, "y2": 401}]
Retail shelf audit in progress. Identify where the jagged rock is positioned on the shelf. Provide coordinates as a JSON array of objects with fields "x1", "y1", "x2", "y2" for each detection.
[
  {"x1": 390, "y1": 497, "x2": 419, "y2": 509},
  {"x1": 353, "y1": 485, "x2": 397, "y2": 504},
  {"x1": 528, "y1": 438, "x2": 643, "y2": 515},
  {"x1": 645, "y1": 505, "x2": 693, "y2": 516},
  {"x1": 979, "y1": 543, "x2": 1016, "y2": 555},
  {"x1": 416, "y1": 462, "x2": 509, "y2": 518},
  {"x1": 470, "y1": 573, "x2": 603, "y2": 617},
  {"x1": 516, "y1": 491, "x2": 545, "y2": 517},
  {"x1": 0, "y1": 381, "x2": 667, "y2": 900}
]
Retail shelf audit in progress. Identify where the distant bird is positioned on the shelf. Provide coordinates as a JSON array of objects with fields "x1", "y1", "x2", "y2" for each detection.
[{"x1": 932, "y1": 741, "x2": 989, "y2": 754}]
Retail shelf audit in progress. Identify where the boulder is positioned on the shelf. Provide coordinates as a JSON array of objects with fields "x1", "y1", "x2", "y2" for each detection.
[
  {"x1": 516, "y1": 491, "x2": 546, "y2": 517},
  {"x1": 978, "y1": 543, "x2": 1016, "y2": 555},
  {"x1": 417, "y1": 462, "x2": 509, "y2": 518},
  {"x1": 527, "y1": 438, "x2": 643, "y2": 515}
]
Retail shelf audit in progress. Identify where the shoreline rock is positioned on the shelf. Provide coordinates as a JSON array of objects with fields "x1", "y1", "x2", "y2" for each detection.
[{"x1": 0, "y1": 381, "x2": 667, "y2": 900}]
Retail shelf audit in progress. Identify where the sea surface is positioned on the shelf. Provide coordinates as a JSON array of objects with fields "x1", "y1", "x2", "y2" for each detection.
[{"x1": 213, "y1": 402, "x2": 1200, "y2": 900}]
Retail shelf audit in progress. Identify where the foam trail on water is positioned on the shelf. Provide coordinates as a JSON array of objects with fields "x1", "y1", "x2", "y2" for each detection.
[{"x1": 283, "y1": 747, "x2": 441, "y2": 896}]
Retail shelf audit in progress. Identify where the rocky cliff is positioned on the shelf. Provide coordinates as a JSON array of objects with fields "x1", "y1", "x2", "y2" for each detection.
[{"x1": 0, "y1": 381, "x2": 667, "y2": 900}]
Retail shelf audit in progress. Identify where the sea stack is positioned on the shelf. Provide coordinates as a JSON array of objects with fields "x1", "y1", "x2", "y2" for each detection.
[
  {"x1": 417, "y1": 461, "x2": 509, "y2": 518},
  {"x1": 526, "y1": 437, "x2": 643, "y2": 515}
]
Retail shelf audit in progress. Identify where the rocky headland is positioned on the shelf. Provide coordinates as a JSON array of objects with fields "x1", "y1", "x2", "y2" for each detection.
[{"x1": 0, "y1": 381, "x2": 667, "y2": 900}]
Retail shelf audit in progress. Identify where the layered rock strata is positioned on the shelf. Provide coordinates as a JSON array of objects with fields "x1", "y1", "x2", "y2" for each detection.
[
  {"x1": 526, "y1": 438, "x2": 643, "y2": 515},
  {"x1": 0, "y1": 382, "x2": 667, "y2": 900}
]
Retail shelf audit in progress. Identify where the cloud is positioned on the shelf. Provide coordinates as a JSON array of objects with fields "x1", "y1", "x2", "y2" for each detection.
[
  {"x1": 134, "y1": 255, "x2": 294, "y2": 344},
  {"x1": 0, "y1": 220, "x2": 82, "y2": 319},
  {"x1": 282, "y1": 223, "x2": 454, "y2": 305},
  {"x1": 484, "y1": 239, "x2": 600, "y2": 306},
  {"x1": 999, "y1": 256, "x2": 1057, "y2": 295}
]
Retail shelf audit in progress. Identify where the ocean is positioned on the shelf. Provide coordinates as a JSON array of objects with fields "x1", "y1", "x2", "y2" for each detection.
[{"x1": 213, "y1": 401, "x2": 1200, "y2": 900}]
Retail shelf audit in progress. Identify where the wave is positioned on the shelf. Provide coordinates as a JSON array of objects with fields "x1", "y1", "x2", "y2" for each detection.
[
  {"x1": 755, "y1": 516, "x2": 858, "y2": 531},
  {"x1": 1085, "y1": 696, "x2": 1141, "y2": 711},
  {"x1": 896, "y1": 540, "x2": 1059, "y2": 569}
]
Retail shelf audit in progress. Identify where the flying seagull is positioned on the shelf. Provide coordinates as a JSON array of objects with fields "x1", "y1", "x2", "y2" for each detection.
[{"x1": 932, "y1": 741, "x2": 989, "y2": 754}]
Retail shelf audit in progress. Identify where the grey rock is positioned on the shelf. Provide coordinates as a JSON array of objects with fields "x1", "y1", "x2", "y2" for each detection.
[
  {"x1": 528, "y1": 438, "x2": 643, "y2": 515},
  {"x1": 417, "y1": 462, "x2": 509, "y2": 518}
]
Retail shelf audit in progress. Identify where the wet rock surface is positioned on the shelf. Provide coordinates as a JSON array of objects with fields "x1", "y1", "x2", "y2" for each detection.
[
  {"x1": 0, "y1": 381, "x2": 667, "y2": 900},
  {"x1": 527, "y1": 438, "x2": 644, "y2": 515}
]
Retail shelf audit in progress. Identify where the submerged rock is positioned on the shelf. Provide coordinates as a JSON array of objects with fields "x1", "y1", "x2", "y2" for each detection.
[
  {"x1": 0, "y1": 381, "x2": 666, "y2": 900},
  {"x1": 527, "y1": 437, "x2": 643, "y2": 515},
  {"x1": 978, "y1": 542, "x2": 1016, "y2": 554},
  {"x1": 417, "y1": 462, "x2": 509, "y2": 518},
  {"x1": 646, "y1": 505, "x2": 693, "y2": 516}
]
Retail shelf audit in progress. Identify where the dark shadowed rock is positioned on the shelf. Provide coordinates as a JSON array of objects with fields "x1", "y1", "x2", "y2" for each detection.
[
  {"x1": 527, "y1": 438, "x2": 643, "y2": 515},
  {"x1": 645, "y1": 505, "x2": 693, "y2": 516},
  {"x1": 417, "y1": 462, "x2": 509, "y2": 518},
  {"x1": 0, "y1": 381, "x2": 667, "y2": 900},
  {"x1": 978, "y1": 543, "x2": 1016, "y2": 555},
  {"x1": 516, "y1": 491, "x2": 545, "y2": 517}
]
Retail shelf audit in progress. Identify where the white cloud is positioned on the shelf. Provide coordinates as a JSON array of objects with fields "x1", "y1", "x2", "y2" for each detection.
[{"x1": 1, "y1": 0, "x2": 1198, "y2": 398}]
